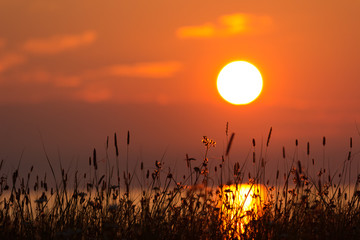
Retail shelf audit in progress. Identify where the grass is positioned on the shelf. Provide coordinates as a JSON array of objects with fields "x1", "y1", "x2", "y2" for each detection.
[{"x1": 1, "y1": 127, "x2": 360, "y2": 239}]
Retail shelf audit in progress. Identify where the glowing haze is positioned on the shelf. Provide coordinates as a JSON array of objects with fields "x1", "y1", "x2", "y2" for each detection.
[{"x1": 0, "y1": 0, "x2": 360, "y2": 178}]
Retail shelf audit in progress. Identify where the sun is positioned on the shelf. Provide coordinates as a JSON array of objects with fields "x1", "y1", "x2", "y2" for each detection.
[{"x1": 217, "y1": 61, "x2": 263, "y2": 105}]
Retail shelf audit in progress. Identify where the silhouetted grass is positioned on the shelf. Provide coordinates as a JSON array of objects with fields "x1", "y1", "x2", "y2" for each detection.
[{"x1": 1, "y1": 128, "x2": 360, "y2": 239}]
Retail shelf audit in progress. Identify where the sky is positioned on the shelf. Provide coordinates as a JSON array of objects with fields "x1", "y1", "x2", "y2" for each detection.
[{"x1": 1, "y1": 0, "x2": 360, "y2": 183}]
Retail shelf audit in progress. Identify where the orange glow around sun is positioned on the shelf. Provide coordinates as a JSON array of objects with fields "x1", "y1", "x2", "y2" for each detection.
[{"x1": 217, "y1": 61, "x2": 263, "y2": 105}]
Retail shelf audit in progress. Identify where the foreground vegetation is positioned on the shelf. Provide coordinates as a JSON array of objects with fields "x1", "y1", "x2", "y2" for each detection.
[{"x1": 1, "y1": 128, "x2": 360, "y2": 239}]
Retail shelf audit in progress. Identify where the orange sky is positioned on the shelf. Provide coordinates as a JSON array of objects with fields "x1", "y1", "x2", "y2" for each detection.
[{"x1": 0, "y1": 0, "x2": 360, "y2": 179}]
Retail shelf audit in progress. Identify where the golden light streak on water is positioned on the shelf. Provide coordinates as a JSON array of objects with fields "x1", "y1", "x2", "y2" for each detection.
[{"x1": 220, "y1": 184, "x2": 267, "y2": 236}]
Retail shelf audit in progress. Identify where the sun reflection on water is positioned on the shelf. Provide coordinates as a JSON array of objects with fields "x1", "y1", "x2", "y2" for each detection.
[{"x1": 220, "y1": 184, "x2": 267, "y2": 236}]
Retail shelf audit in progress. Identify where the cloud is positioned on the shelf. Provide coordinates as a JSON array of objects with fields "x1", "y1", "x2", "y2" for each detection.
[
  {"x1": 0, "y1": 53, "x2": 26, "y2": 73},
  {"x1": 54, "y1": 75, "x2": 82, "y2": 88},
  {"x1": 71, "y1": 61, "x2": 182, "y2": 103},
  {"x1": 74, "y1": 84, "x2": 112, "y2": 103},
  {"x1": 86, "y1": 61, "x2": 182, "y2": 79},
  {"x1": 176, "y1": 23, "x2": 215, "y2": 38},
  {"x1": 16, "y1": 70, "x2": 81, "y2": 87},
  {"x1": 176, "y1": 13, "x2": 273, "y2": 38},
  {"x1": 0, "y1": 59, "x2": 182, "y2": 104},
  {"x1": 22, "y1": 31, "x2": 96, "y2": 54},
  {"x1": 5, "y1": 60, "x2": 182, "y2": 88}
]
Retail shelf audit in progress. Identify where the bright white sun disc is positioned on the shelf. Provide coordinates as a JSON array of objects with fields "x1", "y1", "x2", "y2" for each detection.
[{"x1": 217, "y1": 61, "x2": 263, "y2": 105}]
